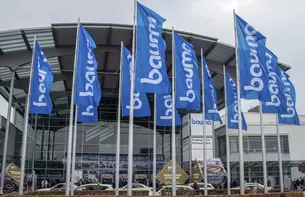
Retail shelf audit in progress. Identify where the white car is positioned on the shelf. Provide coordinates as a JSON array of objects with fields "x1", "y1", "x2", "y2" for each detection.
[
  {"x1": 120, "y1": 183, "x2": 153, "y2": 196},
  {"x1": 188, "y1": 183, "x2": 215, "y2": 190},
  {"x1": 37, "y1": 183, "x2": 78, "y2": 192},
  {"x1": 232, "y1": 183, "x2": 271, "y2": 191},
  {"x1": 155, "y1": 185, "x2": 193, "y2": 196},
  {"x1": 76, "y1": 183, "x2": 113, "y2": 191}
]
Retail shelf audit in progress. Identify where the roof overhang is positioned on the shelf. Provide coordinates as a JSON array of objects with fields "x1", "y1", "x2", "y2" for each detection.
[{"x1": 0, "y1": 23, "x2": 291, "y2": 132}]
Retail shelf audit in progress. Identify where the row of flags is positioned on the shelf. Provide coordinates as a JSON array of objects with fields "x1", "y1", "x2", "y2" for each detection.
[
  {"x1": 235, "y1": 14, "x2": 300, "y2": 126},
  {"x1": 17, "y1": 1, "x2": 300, "y2": 196},
  {"x1": 28, "y1": 2, "x2": 223, "y2": 127},
  {"x1": 27, "y1": 2, "x2": 299, "y2": 131}
]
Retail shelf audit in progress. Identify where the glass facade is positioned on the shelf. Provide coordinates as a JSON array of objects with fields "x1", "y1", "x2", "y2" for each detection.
[
  {"x1": 218, "y1": 136, "x2": 289, "y2": 156},
  {"x1": 217, "y1": 135, "x2": 291, "y2": 185},
  {"x1": 0, "y1": 103, "x2": 183, "y2": 188}
]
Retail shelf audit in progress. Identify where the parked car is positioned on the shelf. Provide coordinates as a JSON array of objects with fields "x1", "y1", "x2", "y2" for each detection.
[
  {"x1": 231, "y1": 183, "x2": 271, "y2": 191},
  {"x1": 37, "y1": 183, "x2": 78, "y2": 192},
  {"x1": 76, "y1": 183, "x2": 113, "y2": 191},
  {"x1": 156, "y1": 185, "x2": 193, "y2": 196},
  {"x1": 188, "y1": 183, "x2": 215, "y2": 190},
  {"x1": 120, "y1": 183, "x2": 152, "y2": 190},
  {"x1": 120, "y1": 183, "x2": 153, "y2": 196}
]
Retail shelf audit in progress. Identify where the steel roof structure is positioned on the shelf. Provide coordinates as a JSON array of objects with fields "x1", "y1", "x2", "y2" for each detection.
[{"x1": 0, "y1": 23, "x2": 290, "y2": 132}]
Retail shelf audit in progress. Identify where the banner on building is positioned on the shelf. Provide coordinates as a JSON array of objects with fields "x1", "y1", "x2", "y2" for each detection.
[{"x1": 197, "y1": 158, "x2": 226, "y2": 185}]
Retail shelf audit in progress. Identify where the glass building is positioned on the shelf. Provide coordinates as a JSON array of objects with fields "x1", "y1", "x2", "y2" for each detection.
[{"x1": 0, "y1": 23, "x2": 290, "y2": 190}]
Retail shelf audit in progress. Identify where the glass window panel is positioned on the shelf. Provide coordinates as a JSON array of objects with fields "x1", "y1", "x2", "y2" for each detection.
[
  {"x1": 265, "y1": 136, "x2": 278, "y2": 152},
  {"x1": 248, "y1": 136, "x2": 262, "y2": 153}
]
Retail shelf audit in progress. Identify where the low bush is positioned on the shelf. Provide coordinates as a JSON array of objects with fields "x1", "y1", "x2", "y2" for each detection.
[
  {"x1": 6, "y1": 190, "x2": 303, "y2": 197},
  {"x1": 11, "y1": 190, "x2": 149, "y2": 196}
]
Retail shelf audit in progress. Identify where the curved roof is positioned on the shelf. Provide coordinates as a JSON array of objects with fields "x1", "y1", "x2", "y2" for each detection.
[{"x1": 0, "y1": 23, "x2": 290, "y2": 131}]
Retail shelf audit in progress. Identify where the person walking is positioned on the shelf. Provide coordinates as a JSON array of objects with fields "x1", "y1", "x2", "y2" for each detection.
[
  {"x1": 293, "y1": 179, "x2": 297, "y2": 191},
  {"x1": 193, "y1": 181, "x2": 199, "y2": 195}
]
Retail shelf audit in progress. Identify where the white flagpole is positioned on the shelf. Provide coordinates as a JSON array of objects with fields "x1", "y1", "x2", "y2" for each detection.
[
  {"x1": 259, "y1": 102, "x2": 268, "y2": 193},
  {"x1": 127, "y1": 0, "x2": 136, "y2": 195},
  {"x1": 31, "y1": 114, "x2": 38, "y2": 191},
  {"x1": 1, "y1": 71, "x2": 15, "y2": 189},
  {"x1": 200, "y1": 49, "x2": 207, "y2": 196},
  {"x1": 19, "y1": 36, "x2": 37, "y2": 195},
  {"x1": 115, "y1": 41, "x2": 123, "y2": 196},
  {"x1": 171, "y1": 26, "x2": 177, "y2": 196},
  {"x1": 223, "y1": 66, "x2": 231, "y2": 195},
  {"x1": 189, "y1": 135, "x2": 192, "y2": 183},
  {"x1": 233, "y1": 9, "x2": 245, "y2": 194},
  {"x1": 65, "y1": 18, "x2": 80, "y2": 196},
  {"x1": 153, "y1": 94, "x2": 157, "y2": 196},
  {"x1": 70, "y1": 106, "x2": 78, "y2": 195},
  {"x1": 276, "y1": 115, "x2": 284, "y2": 193}
]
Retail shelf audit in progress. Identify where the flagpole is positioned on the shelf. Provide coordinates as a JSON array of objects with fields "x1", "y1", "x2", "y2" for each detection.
[
  {"x1": 31, "y1": 114, "x2": 38, "y2": 191},
  {"x1": 115, "y1": 41, "x2": 123, "y2": 196},
  {"x1": 153, "y1": 94, "x2": 157, "y2": 196},
  {"x1": 65, "y1": 18, "x2": 80, "y2": 196},
  {"x1": 171, "y1": 26, "x2": 177, "y2": 196},
  {"x1": 223, "y1": 66, "x2": 231, "y2": 195},
  {"x1": 276, "y1": 115, "x2": 284, "y2": 193},
  {"x1": 127, "y1": 0, "x2": 136, "y2": 195},
  {"x1": 200, "y1": 49, "x2": 207, "y2": 196},
  {"x1": 70, "y1": 106, "x2": 78, "y2": 195},
  {"x1": 259, "y1": 102, "x2": 268, "y2": 193},
  {"x1": 19, "y1": 36, "x2": 36, "y2": 195},
  {"x1": 1, "y1": 71, "x2": 15, "y2": 189},
  {"x1": 233, "y1": 9, "x2": 245, "y2": 194},
  {"x1": 189, "y1": 135, "x2": 192, "y2": 183}
]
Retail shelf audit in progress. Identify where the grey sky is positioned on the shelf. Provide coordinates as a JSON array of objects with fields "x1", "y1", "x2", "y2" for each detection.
[{"x1": 1, "y1": 0, "x2": 305, "y2": 114}]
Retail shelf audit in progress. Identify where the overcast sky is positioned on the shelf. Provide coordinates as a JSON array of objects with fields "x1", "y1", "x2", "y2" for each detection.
[{"x1": 1, "y1": 0, "x2": 305, "y2": 114}]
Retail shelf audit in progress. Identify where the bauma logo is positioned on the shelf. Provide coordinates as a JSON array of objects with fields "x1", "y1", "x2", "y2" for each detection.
[{"x1": 191, "y1": 118, "x2": 211, "y2": 125}]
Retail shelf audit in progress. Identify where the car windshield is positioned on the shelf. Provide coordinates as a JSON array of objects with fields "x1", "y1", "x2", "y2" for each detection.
[
  {"x1": 54, "y1": 184, "x2": 65, "y2": 189},
  {"x1": 122, "y1": 183, "x2": 145, "y2": 189},
  {"x1": 197, "y1": 183, "x2": 206, "y2": 188},
  {"x1": 133, "y1": 184, "x2": 144, "y2": 188}
]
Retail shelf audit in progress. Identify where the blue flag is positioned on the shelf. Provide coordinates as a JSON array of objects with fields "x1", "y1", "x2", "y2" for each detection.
[
  {"x1": 236, "y1": 14, "x2": 270, "y2": 101},
  {"x1": 29, "y1": 41, "x2": 53, "y2": 114},
  {"x1": 278, "y1": 69, "x2": 300, "y2": 125},
  {"x1": 202, "y1": 57, "x2": 222, "y2": 124},
  {"x1": 75, "y1": 24, "x2": 101, "y2": 107},
  {"x1": 78, "y1": 105, "x2": 98, "y2": 123},
  {"x1": 262, "y1": 49, "x2": 287, "y2": 114},
  {"x1": 156, "y1": 94, "x2": 181, "y2": 126},
  {"x1": 174, "y1": 32, "x2": 201, "y2": 111},
  {"x1": 225, "y1": 72, "x2": 247, "y2": 130},
  {"x1": 74, "y1": 24, "x2": 101, "y2": 123},
  {"x1": 121, "y1": 45, "x2": 151, "y2": 117},
  {"x1": 134, "y1": 2, "x2": 171, "y2": 94}
]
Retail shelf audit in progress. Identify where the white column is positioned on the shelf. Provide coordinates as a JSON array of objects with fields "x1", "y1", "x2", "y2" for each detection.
[
  {"x1": 171, "y1": 26, "x2": 177, "y2": 196},
  {"x1": 223, "y1": 65, "x2": 231, "y2": 195},
  {"x1": 115, "y1": 41, "x2": 123, "y2": 196},
  {"x1": 200, "y1": 49, "x2": 207, "y2": 196},
  {"x1": 65, "y1": 19, "x2": 80, "y2": 196},
  {"x1": 276, "y1": 115, "x2": 284, "y2": 193},
  {"x1": 70, "y1": 106, "x2": 78, "y2": 195},
  {"x1": 127, "y1": 0, "x2": 137, "y2": 195},
  {"x1": 153, "y1": 94, "x2": 157, "y2": 196},
  {"x1": 19, "y1": 37, "x2": 37, "y2": 195},
  {"x1": 259, "y1": 102, "x2": 268, "y2": 193},
  {"x1": 233, "y1": 9, "x2": 244, "y2": 194}
]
